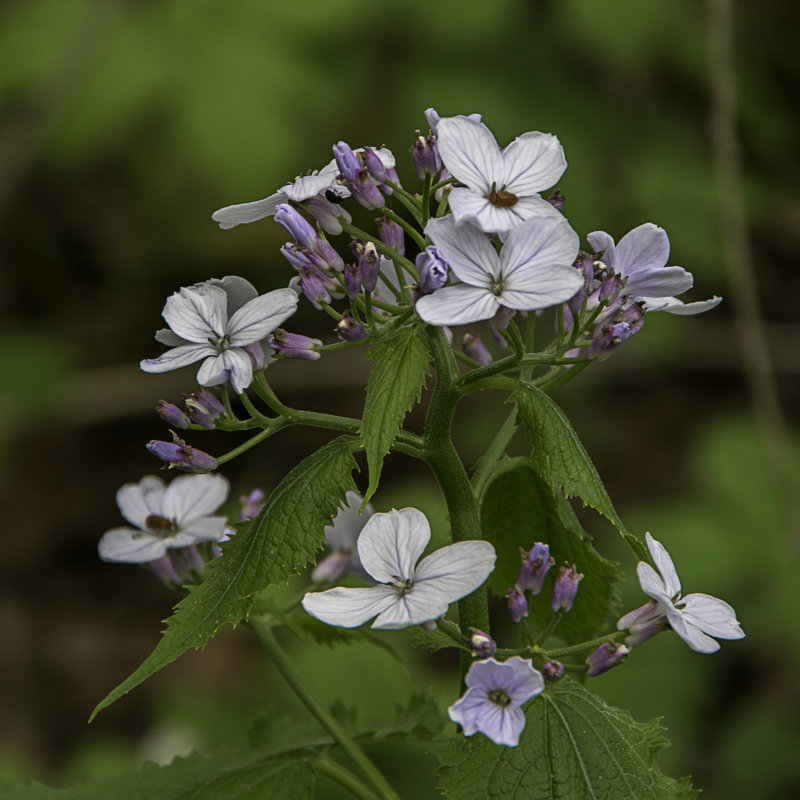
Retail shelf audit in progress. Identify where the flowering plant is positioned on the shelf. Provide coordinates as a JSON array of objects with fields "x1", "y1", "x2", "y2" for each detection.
[{"x1": 90, "y1": 109, "x2": 739, "y2": 799}]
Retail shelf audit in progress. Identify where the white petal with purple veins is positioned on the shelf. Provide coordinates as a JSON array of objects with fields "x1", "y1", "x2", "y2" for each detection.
[
  {"x1": 227, "y1": 288, "x2": 298, "y2": 346},
  {"x1": 140, "y1": 343, "x2": 216, "y2": 374},
  {"x1": 416, "y1": 285, "x2": 500, "y2": 326},
  {"x1": 162, "y1": 473, "x2": 230, "y2": 525},
  {"x1": 116, "y1": 476, "x2": 166, "y2": 529},
  {"x1": 501, "y1": 131, "x2": 566, "y2": 196},
  {"x1": 425, "y1": 216, "x2": 500, "y2": 285},
  {"x1": 163, "y1": 284, "x2": 229, "y2": 343},
  {"x1": 436, "y1": 116, "x2": 502, "y2": 194},
  {"x1": 212, "y1": 193, "x2": 284, "y2": 229},
  {"x1": 98, "y1": 528, "x2": 168, "y2": 563},
  {"x1": 301, "y1": 585, "x2": 398, "y2": 628},
  {"x1": 357, "y1": 507, "x2": 431, "y2": 584}
]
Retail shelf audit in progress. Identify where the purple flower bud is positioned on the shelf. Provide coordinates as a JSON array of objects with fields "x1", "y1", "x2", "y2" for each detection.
[
  {"x1": 545, "y1": 190, "x2": 565, "y2": 211},
  {"x1": 410, "y1": 132, "x2": 442, "y2": 179},
  {"x1": 146, "y1": 436, "x2": 218, "y2": 472},
  {"x1": 488, "y1": 324, "x2": 508, "y2": 350},
  {"x1": 184, "y1": 389, "x2": 226, "y2": 429},
  {"x1": 380, "y1": 167, "x2": 401, "y2": 196},
  {"x1": 598, "y1": 271, "x2": 625, "y2": 305},
  {"x1": 354, "y1": 240, "x2": 381, "y2": 292},
  {"x1": 617, "y1": 599, "x2": 670, "y2": 647},
  {"x1": 274, "y1": 203, "x2": 316, "y2": 247},
  {"x1": 568, "y1": 252, "x2": 595, "y2": 316},
  {"x1": 332, "y1": 142, "x2": 361, "y2": 183},
  {"x1": 551, "y1": 564, "x2": 583, "y2": 612},
  {"x1": 361, "y1": 146, "x2": 387, "y2": 183},
  {"x1": 343, "y1": 262, "x2": 362, "y2": 299},
  {"x1": 313, "y1": 232, "x2": 345, "y2": 272},
  {"x1": 462, "y1": 334, "x2": 492, "y2": 366},
  {"x1": 377, "y1": 216, "x2": 405, "y2": 256},
  {"x1": 303, "y1": 195, "x2": 352, "y2": 236},
  {"x1": 333, "y1": 141, "x2": 385, "y2": 209},
  {"x1": 541, "y1": 659, "x2": 565, "y2": 682},
  {"x1": 517, "y1": 543, "x2": 555, "y2": 595},
  {"x1": 281, "y1": 243, "x2": 315, "y2": 271},
  {"x1": 587, "y1": 321, "x2": 632, "y2": 358},
  {"x1": 506, "y1": 586, "x2": 528, "y2": 623},
  {"x1": 415, "y1": 246, "x2": 448, "y2": 294},
  {"x1": 491, "y1": 306, "x2": 515, "y2": 332},
  {"x1": 337, "y1": 311, "x2": 367, "y2": 341},
  {"x1": 622, "y1": 301, "x2": 646, "y2": 337},
  {"x1": 299, "y1": 269, "x2": 331, "y2": 310},
  {"x1": 270, "y1": 328, "x2": 322, "y2": 360},
  {"x1": 585, "y1": 641, "x2": 629, "y2": 677},
  {"x1": 156, "y1": 400, "x2": 189, "y2": 429},
  {"x1": 467, "y1": 627, "x2": 497, "y2": 659},
  {"x1": 239, "y1": 488, "x2": 266, "y2": 521}
]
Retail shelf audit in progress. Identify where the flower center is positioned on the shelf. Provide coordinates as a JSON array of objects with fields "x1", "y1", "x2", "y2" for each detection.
[
  {"x1": 390, "y1": 575, "x2": 414, "y2": 596},
  {"x1": 208, "y1": 334, "x2": 230, "y2": 351},
  {"x1": 488, "y1": 688, "x2": 512, "y2": 707},
  {"x1": 489, "y1": 274, "x2": 505, "y2": 297},
  {"x1": 145, "y1": 514, "x2": 178, "y2": 536},
  {"x1": 488, "y1": 183, "x2": 519, "y2": 208}
]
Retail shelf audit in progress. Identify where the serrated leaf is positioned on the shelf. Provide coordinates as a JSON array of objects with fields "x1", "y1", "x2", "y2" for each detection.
[
  {"x1": 361, "y1": 325, "x2": 430, "y2": 503},
  {"x1": 92, "y1": 436, "x2": 357, "y2": 719},
  {"x1": 482, "y1": 463, "x2": 620, "y2": 642},
  {"x1": 436, "y1": 678, "x2": 697, "y2": 800},
  {"x1": 2, "y1": 750, "x2": 316, "y2": 800},
  {"x1": 374, "y1": 690, "x2": 446, "y2": 740},
  {"x1": 291, "y1": 615, "x2": 403, "y2": 663},
  {"x1": 412, "y1": 626, "x2": 469, "y2": 653},
  {"x1": 512, "y1": 383, "x2": 647, "y2": 561}
]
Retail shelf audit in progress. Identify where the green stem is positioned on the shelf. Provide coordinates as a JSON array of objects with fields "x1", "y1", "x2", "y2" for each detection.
[
  {"x1": 457, "y1": 354, "x2": 521, "y2": 390},
  {"x1": 423, "y1": 327, "x2": 488, "y2": 676},
  {"x1": 216, "y1": 427, "x2": 287, "y2": 466},
  {"x1": 339, "y1": 220, "x2": 419, "y2": 279},
  {"x1": 313, "y1": 756, "x2": 381, "y2": 800},
  {"x1": 381, "y1": 206, "x2": 426, "y2": 256},
  {"x1": 470, "y1": 409, "x2": 520, "y2": 501},
  {"x1": 251, "y1": 621, "x2": 402, "y2": 800},
  {"x1": 420, "y1": 173, "x2": 432, "y2": 228},
  {"x1": 533, "y1": 612, "x2": 564, "y2": 647},
  {"x1": 381, "y1": 181, "x2": 423, "y2": 222}
]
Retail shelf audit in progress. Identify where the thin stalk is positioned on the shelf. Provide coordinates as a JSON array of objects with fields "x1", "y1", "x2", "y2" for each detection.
[
  {"x1": 381, "y1": 181, "x2": 423, "y2": 223},
  {"x1": 420, "y1": 173, "x2": 432, "y2": 228},
  {"x1": 339, "y1": 220, "x2": 419, "y2": 278},
  {"x1": 216, "y1": 427, "x2": 286, "y2": 466},
  {"x1": 251, "y1": 621, "x2": 402, "y2": 800},
  {"x1": 313, "y1": 755, "x2": 381, "y2": 800},
  {"x1": 470, "y1": 409, "x2": 520, "y2": 501}
]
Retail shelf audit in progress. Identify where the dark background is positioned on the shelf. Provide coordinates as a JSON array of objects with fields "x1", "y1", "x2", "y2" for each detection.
[{"x1": 1, "y1": 1, "x2": 798, "y2": 797}]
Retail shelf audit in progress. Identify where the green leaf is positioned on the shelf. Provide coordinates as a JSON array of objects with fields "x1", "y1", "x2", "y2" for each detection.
[
  {"x1": 481, "y1": 463, "x2": 619, "y2": 643},
  {"x1": 412, "y1": 626, "x2": 470, "y2": 653},
  {"x1": 360, "y1": 325, "x2": 430, "y2": 503},
  {"x1": 92, "y1": 436, "x2": 357, "y2": 719},
  {"x1": 512, "y1": 384, "x2": 647, "y2": 561},
  {"x1": 1, "y1": 750, "x2": 316, "y2": 800},
  {"x1": 291, "y1": 615, "x2": 403, "y2": 663},
  {"x1": 436, "y1": 678, "x2": 697, "y2": 800},
  {"x1": 374, "y1": 690, "x2": 446, "y2": 740}
]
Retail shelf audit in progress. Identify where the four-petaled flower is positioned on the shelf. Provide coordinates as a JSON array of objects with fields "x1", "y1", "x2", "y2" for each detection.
[
  {"x1": 587, "y1": 223, "x2": 721, "y2": 315},
  {"x1": 302, "y1": 507, "x2": 496, "y2": 630},
  {"x1": 617, "y1": 532, "x2": 744, "y2": 653},
  {"x1": 415, "y1": 212, "x2": 583, "y2": 326},
  {"x1": 436, "y1": 115, "x2": 567, "y2": 233},
  {"x1": 448, "y1": 657, "x2": 545, "y2": 747},
  {"x1": 140, "y1": 276, "x2": 298, "y2": 393},
  {"x1": 98, "y1": 474, "x2": 229, "y2": 563}
]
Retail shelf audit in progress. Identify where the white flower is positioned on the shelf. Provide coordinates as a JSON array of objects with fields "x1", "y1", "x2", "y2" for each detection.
[
  {"x1": 301, "y1": 507, "x2": 496, "y2": 630},
  {"x1": 98, "y1": 474, "x2": 229, "y2": 563},
  {"x1": 618, "y1": 532, "x2": 745, "y2": 653},
  {"x1": 415, "y1": 213, "x2": 583, "y2": 326},
  {"x1": 587, "y1": 223, "x2": 721, "y2": 315},
  {"x1": 311, "y1": 491, "x2": 373, "y2": 584},
  {"x1": 140, "y1": 276, "x2": 298, "y2": 393},
  {"x1": 436, "y1": 115, "x2": 567, "y2": 233}
]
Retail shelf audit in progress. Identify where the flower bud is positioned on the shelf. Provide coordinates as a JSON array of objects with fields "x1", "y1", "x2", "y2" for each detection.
[
  {"x1": 274, "y1": 203, "x2": 316, "y2": 247},
  {"x1": 551, "y1": 564, "x2": 583, "y2": 612},
  {"x1": 415, "y1": 246, "x2": 448, "y2": 294},
  {"x1": 462, "y1": 334, "x2": 492, "y2": 366},
  {"x1": 343, "y1": 262, "x2": 362, "y2": 299},
  {"x1": 617, "y1": 599, "x2": 670, "y2": 647},
  {"x1": 410, "y1": 132, "x2": 441, "y2": 179},
  {"x1": 146, "y1": 435, "x2": 218, "y2": 472},
  {"x1": 299, "y1": 269, "x2": 331, "y2": 310},
  {"x1": 156, "y1": 400, "x2": 189, "y2": 429},
  {"x1": 585, "y1": 641, "x2": 629, "y2": 677},
  {"x1": 184, "y1": 389, "x2": 226, "y2": 429},
  {"x1": 517, "y1": 543, "x2": 554, "y2": 595},
  {"x1": 541, "y1": 659, "x2": 565, "y2": 682},
  {"x1": 303, "y1": 194, "x2": 352, "y2": 236},
  {"x1": 467, "y1": 627, "x2": 497, "y2": 659},
  {"x1": 545, "y1": 190, "x2": 565, "y2": 211},
  {"x1": 354, "y1": 240, "x2": 381, "y2": 292},
  {"x1": 146, "y1": 554, "x2": 184, "y2": 589},
  {"x1": 337, "y1": 311, "x2": 367, "y2": 341},
  {"x1": 506, "y1": 586, "x2": 528, "y2": 623},
  {"x1": 271, "y1": 328, "x2": 322, "y2": 360},
  {"x1": 377, "y1": 216, "x2": 405, "y2": 256},
  {"x1": 361, "y1": 146, "x2": 388, "y2": 183},
  {"x1": 239, "y1": 488, "x2": 266, "y2": 521}
]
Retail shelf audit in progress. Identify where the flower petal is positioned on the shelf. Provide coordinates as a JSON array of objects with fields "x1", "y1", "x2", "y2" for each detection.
[
  {"x1": 645, "y1": 532, "x2": 682, "y2": 598},
  {"x1": 162, "y1": 473, "x2": 229, "y2": 525},
  {"x1": 116, "y1": 476, "x2": 166, "y2": 528},
  {"x1": 436, "y1": 116, "x2": 502, "y2": 194},
  {"x1": 227, "y1": 288, "x2": 299, "y2": 346},
  {"x1": 645, "y1": 295, "x2": 722, "y2": 315},
  {"x1": 163, "y1": 284, "x2": 229, "y2": 342},
  {"x1": 357, "y1": 508, "x2": 431, "y2": 584},
  {"x1": 679, "y1": 593, "x2": 744, "y2": 640},
  {"x1": 626, "y1": 266, "x2": 695, "y2": 299},
  {"x1": 501, "y1": 208, "x2": 580, "y2": 279},
  {"x1": 179, "y1": 515, "x2": 230, "y2": 543},
  {"x1": 371, "y1": 582, "x2": 450, "y2": 629},
  {"x1": 448, "y1": 688, "x2": 490, "y2": 736},
  {"x1": 416, "y1": 285, "x2": 500, "y2": 326},
  {"x1": 413, "y1": 540, "x2": 496, "y2": 603},
  {"x1": 586, "y1": 230, "x2": 616, "y2": 262},
  {"x1": 280, "y1": 161, "x2": 339, "y2": 201},
  {"x1": 664, "y1": 606, "x2": 721, "y2": 653},
  {"x1": 425, "y1": 216, "x2": 499, "y2": 286},
  {"x1": 210, "y1": 275, "x2": 259, "y2": 316},
  {"x1": 212, "y1": 193, "x2": 284, "y2": 229},
  {"x1": 500, "y1": 264, "x2": 583, "y2": 311},
  {"x1": 636, "y1": 562, "x2": 671, "y2": 602},
  {"x1": 613, "y1": 223, "x2": 670, "y2": 276},
  {"x1": 447, "y1": 187, "x2": 528, "y2": 233},
  {"x1": 324, "y1": 491, "x2": 373, "y2": 551},
  {"x1": 501, "y1": 131, "x2": 566, "y2": 195},
  {"x1": 140, "y1": 343, "x2": 216, "y2": 374},
  {"x1": 98, "y1": 528, "x2": 167, "y2": 563},
  {"x1": 301, "y1": 585, "x2": 397, "y2": 628}
]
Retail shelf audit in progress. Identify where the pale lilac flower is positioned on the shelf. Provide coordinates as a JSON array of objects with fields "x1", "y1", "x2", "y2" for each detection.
[
  {"x1": 435, "y1": 115, "x2": 567, "y2": 233},
  {"x1": 302, "y1": 507, "x2": 496, "y2": 629},
  {"x1": 617, "y1": 532, "x2": 745, "y2": 654},
  {"x1": 448, "y1": 657, "x2": 544, "y2": 747},
  {"x1": 98, "y1": 474, "x2": 229, "y2": 564},
  {"x1": 140, "y1": 277, "x2": 298, "y2": 394},
  {"x1": 587, "y1": 223, "x2": 721, "y2": 314},
  {"x1": 311, "y1": 491, "x2": 373, "y2": 584},
  {"x1": 415, "y1": 213, "x2": 582, "y2": 326}
]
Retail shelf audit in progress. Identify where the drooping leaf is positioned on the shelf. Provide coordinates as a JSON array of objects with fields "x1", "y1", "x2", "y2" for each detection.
[
  {"x1": 92, "y1": 436, "x2": 358, "y2": 719},
  {"x1": 0, "y1": 750, "x2": 316, "y2": 800},
  {"x1": 512, "y1": 383, "x2": 647, "y2": 561},
  {"x1": 481, "y1": 462, "x2": 619, "y2": 643},
  {"x1": 436, "y1": 677, "x2": 697, "y2": 800},
  {"x1": 361, "y1": 325, "x2": 430, "y2": 503}
]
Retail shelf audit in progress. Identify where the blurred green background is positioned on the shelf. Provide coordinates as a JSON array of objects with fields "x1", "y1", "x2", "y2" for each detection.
[{"x1": 1, "y1": 0, "x2": 798, "y2": 797}]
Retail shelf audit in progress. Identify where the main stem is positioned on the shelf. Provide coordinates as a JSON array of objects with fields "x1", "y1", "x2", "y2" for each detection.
[{"x1": 423, "y1": 327, "x2": 489, "y2": 676}]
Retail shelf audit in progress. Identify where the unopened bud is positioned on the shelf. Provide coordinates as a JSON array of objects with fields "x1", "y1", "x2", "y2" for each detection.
[
  {"x1": 146, "y1": 433, "x2": 218, "y2": 472},
  {"x1": 377, "y1": 216, "x2": 405, "y2": 256},
  {"x1": 156, "y1": 400, "x2": 189, "y2": 429},
  {"x1": 271, "y1": 329, "x2": 322, "y2": 361},
  {"x1": 410, "y1": 132, "x2": 441, "y2": 179},
  {"x1": 415, "y1": 246, "x2": 448, "y2": 294},
  {"x1": 585, "y1": 641, "x2": 629, "y2": 677},
  {"x1": 541, "y1": 659, "x2": 565, "y2": 682},
  {"x1": 184, "y1": 389, "x2": 226, "y2": 429},
  {"x1": 506, "y1": 586, "x2": 528, "y2": 623},
  {"x1": 343, "y1": 262, "x2": 362, "y2": 299},
  {"x1": 239, "y1": 488, "x2": 266, "y2": 521},
  {"x1": 551, "y1": 563, "x2": 583, "y2": 612},
  {"x1": 337, "y1": 311, "x2": 367, "y2": 342},
  {"x1": 462, "y1": 334, "x2": 492, "y2": 366},
  {"x1": 545, "y1": 190, "x2": 565, "y2": 211},
  {"x1": 467, "y1": 627, "x2": 497, "y2": 658},
  {"x1": 354, "y1": 241, "x2": 381, "y2": 292},
  {"x1": 517, "y1": 542, "x2": 555, "y2": 595}
]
